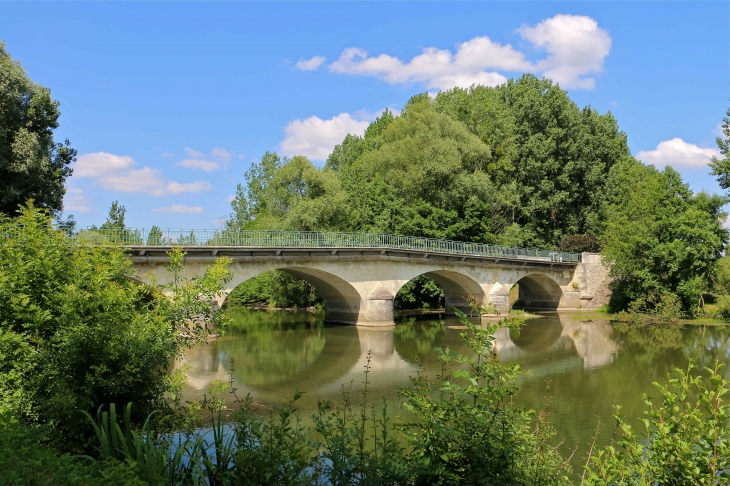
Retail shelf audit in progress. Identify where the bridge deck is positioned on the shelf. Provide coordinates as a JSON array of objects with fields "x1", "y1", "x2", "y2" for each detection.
[
  {"x1": 70, "y1": 228, "x2": 581, "y2": 266},
  {"x1": 127, "y1": 246, "x2": 578, "y2": 270}
]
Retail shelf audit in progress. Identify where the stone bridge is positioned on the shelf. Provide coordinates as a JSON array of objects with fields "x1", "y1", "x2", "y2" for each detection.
[{"x1": 115, "y1": 230, "x2": 610, "y2": 326}]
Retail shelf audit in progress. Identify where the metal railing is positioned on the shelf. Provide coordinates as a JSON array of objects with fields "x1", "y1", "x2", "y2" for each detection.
[{"x1": 66, "y1": 228, "x2": 582, "y2": 263}]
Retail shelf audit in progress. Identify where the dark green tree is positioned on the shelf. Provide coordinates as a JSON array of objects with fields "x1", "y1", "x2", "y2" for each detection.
[
  {"x1": 146, "y1": 225, "x2": 163, "y2": 246},
  {"x1": 434, "y1": 75, "x2": 633, "y2": 246},
  {"x1": 101, "y1": 200, "x2": 126, "y2": 231},
  {"x1": 0, "y1": 42, "x2": 76, "y2": 215},
  {"x1": 709, "y1": 106, "x2": 730, "y2": 192},
  {"x1": 601, "y1": 160, "x2": 727, "y2": 312}
]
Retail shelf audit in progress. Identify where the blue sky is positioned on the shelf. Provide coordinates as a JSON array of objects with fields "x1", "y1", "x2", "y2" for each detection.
[{"x1": 1, "y1": 1, "x2": 728, "y2": 229}]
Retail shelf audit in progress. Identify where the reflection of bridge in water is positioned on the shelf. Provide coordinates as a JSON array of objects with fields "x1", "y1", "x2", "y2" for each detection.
[
  {"x1": 495, "y1": 318, "x2": 618, "y2": 371},
  {"x1": 177, "y1": 316, "x2": 619, "y2": 405}
]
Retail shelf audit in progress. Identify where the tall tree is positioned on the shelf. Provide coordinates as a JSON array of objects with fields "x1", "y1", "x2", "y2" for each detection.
[
  {"x1": 339, "y1": 95, "x2": 495, "y2": 241},
  {"x1": 229, "y1": 154, "x2": 346, "y2": 231},
  {"x1": 434, "y1": 75, "x2": 632, "y2": 246},
  {"x1": 709, "y1": 107, "x2": 730, "y2": 191},
  {"x1": 101, "y1": 200, "x2": 126, "y2": 231},
  {"x1": 0, "y1": 42, "x2": 76, "y2": 215},
  {"x1": 601, "y1": 159, "x2": 727, "y2": 312}
]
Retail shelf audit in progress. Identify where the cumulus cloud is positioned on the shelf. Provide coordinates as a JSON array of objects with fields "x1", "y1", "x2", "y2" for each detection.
[
  {"x1": 517, "y1": 14, "x2": 611, "y2": 89},
  {"x1": 74, "y1": 152, "x2": 212, "y2": 195},
  {"x1": 296, "y1": 56, "x2": 326, "y2": 71},
  {"x1": 63, "y1": 187, "x2": 91, "y2": 213},
  {"x1": 329, "y1": 39, "x2": 518, "y2": 90},
  {"x1": 152, "y1": 204, "x2": 204, "y2": 213},
  {"x1": 314, "y1": 14, "x2": 610, "y2": 91},
  {"x1": 635, "y1": 138, "x2": 721, "y2": 170},
  {"x1": 280, "y1": 112, "x2": 371, "y2": 160},
  {"x1": 176, "y1": 147, "x2": 234, "y2": 172}
]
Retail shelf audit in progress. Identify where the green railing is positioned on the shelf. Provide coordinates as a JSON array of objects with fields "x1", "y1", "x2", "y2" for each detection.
[{"x1": 68, "y1": 228, "x2": 582, "y2": 263}]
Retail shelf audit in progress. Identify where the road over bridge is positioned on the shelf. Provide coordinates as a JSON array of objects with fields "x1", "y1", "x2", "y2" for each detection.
[{"x1": 83, "y1": 229, "x2": 610, "y2": 326}]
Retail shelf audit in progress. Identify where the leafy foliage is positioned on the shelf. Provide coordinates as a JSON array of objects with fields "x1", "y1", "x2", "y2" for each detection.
[
  {"x1": 601, "y1": 160, "x2": 727, "y2": 313},
  {"x1": 0, "y1": 42, "x2": 76, "y2": 215},
  {"x1": 584, "y1": 362, "x2": 729, "y2": 485},
  {"x1": 226, "y1": 270, "x2": 321, "y2": 309},
  {"x1": 709, "y1": 106, "x2": 730, "y2": 193},
  {"x1": 0, "y1": 204, "x2": 232, "y2": 449},
  {"x1": 559, "y1": 234, "x2": 601, "y2": 253}
]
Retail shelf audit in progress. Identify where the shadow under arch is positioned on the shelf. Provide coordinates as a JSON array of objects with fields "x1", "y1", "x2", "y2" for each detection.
[
  {"x1": 222, "y1": 266, "x2": 363, "y2": 325},
  {"x1": 396, "y1": 270, "x2": 486, "y2": 316},
  {"x1": 512, "y1": 273, "x2": 563, "y2": 311}
]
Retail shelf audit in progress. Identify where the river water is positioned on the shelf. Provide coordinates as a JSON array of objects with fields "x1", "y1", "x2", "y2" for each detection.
[{"x1": 177, "y1": 307, "x2": 730, "y2": 472}]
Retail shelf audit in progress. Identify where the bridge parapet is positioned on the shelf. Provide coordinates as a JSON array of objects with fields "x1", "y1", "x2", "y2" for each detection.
[
  {"x1": 55, "y1": 228, "x2": 609, "y2": 326},
  {"x1": 68, "y1": 228, "x2": 582, "y2": 264}
]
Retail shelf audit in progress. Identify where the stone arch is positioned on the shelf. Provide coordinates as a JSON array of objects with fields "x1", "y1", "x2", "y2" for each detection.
[
  {"x1": 395, "y1": 269, "x2": 486, "y2": 316},
  {"x1": 512, "y1": 273, "x2": 563, "y2": 311},
  {"x1": 222, "y1": 266, "x2": 363, "y2": 325}
]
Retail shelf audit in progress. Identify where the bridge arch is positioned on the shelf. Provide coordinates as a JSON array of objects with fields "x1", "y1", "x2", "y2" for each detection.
[
  {"x1": 395, "y1": 269, "x2": 486, "y2": 316},
  {"x1": 222, "y1": 266, "x2": 363, "y2": 325},
  {"x1": 512, "y1": 273, "x2": 563, "y2": 311}
]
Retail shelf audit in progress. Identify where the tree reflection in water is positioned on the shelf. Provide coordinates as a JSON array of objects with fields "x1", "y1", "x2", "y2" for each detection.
[{"x1": 175, "y1": 308, "x2": 730, "y2": 473}]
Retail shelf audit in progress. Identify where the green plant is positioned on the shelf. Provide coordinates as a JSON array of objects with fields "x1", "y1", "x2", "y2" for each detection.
[
  {"x1": 84, "y1": 403, "x2": 188, "y2": 485},
  {"x1": 465, "y1": 294, "x2": 500, "y2": 317},
  {"x1": 584, "y1": 362, "x2": 729, "y2": 485},
  {"x1": 398, "y1": 310, "x2": 571, "y2": 484},
  {"x1": 0, "y1": 409, "x2": 143, "y2": 486},
  {"x1": 0, "y1": 204, "x2": 234, "y2": 449}
]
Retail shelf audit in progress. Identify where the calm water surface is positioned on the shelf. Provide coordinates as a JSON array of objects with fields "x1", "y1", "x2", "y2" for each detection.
[{"x1": 177, "y1": 308, "x2": 730, "y2": 471}]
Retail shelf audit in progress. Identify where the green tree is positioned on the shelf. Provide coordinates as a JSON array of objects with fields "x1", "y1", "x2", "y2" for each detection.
[
  {"x1": 229, "y1": 154, "x2": 347, "y2": 231},
  {"x1": 601, "y1": 160, "x2": 727, "y2": 313},
  {"x1": 0, "y1": 42, "x2": 76, "y2": 215},
  {"x1": 146, "y1": 225, "x2": 164, "y2": 246},
  {"x1": 709, "y1": 106, "x2": 730, "y2": 192},
  {"x1": 98, "y1": 200, "x2": 142, "y2": 244},
  {"x1": 434, "y1": 75, "x2": 632, "y2": 246},
  {"x1": 339, "y1": 95, "x2": 495, "y2": 241},
  {"x1": 0, "y1": 204, "x2": 232, "y2": 449}
]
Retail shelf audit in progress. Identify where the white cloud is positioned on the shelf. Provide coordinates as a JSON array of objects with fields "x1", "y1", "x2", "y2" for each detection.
[
  {"x1": 635, "y1": 138, "x2": 721, "y2": 170},
  {"x1": 280, "y1": 112, "x2": 371, "y2": 160},
  {"x1": 160, "y1": 152, "x2": 175, "y2": 158},
  {"x1": 63, "y1": 187, "x2": 91, "y2": 213},
  {"x1": 329, "y1": 40, "x2": 517, "y2": 90},
  {"x1": 518, "y1": 14, "x2": 611, "y2": 89},
  {"x1": 152, "y1": 204, "x2": 204, "y2": 213},
  {"x1": 225, "y1": 194, "x2": 236, "y2": 204},
  {"x1": 296, "y1": 56, "x2": 326, "y2": 71},
  {"x1": 184, "y1": 147, "x2": 205, "y2": 159},
  {"x1": 176, "y1": 147, "x2": 235, "y2": 172},
  {"x1": 73, "y1": 152, "x2": 212, "y2": 195},
  {"x1": 315, "y1": 14, "x2": 609, "y2": 91}
]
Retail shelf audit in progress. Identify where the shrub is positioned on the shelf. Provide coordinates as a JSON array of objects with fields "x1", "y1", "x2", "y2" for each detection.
[
  {"x1": 584, "y1": 362, "x2": 729, "y2": 485},
  {"x1": 558, "y1": 234, "x2": 601, "y2": 253},
  {"x1": 0, "y1": 204, "x2": 232, "y2": 449}
]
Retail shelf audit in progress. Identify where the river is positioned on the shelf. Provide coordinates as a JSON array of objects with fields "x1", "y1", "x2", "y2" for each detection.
[{"x1": 177, "y1": 307, "x2": 730, "y2": 474}]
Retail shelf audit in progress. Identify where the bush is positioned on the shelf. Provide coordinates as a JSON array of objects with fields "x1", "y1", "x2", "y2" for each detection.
[
  {"x1": 0, "y1": 411, "x2": 143, "y2": 486},
  {"x1": 0, "y1": 204, "x2": 232, "y2": 449},
  {"x1": 558, "y1": 234, "x2": 601, "y2": 253},
  {"x1": 584, "y1": 362, "x2": 729, "y2": 484}
]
